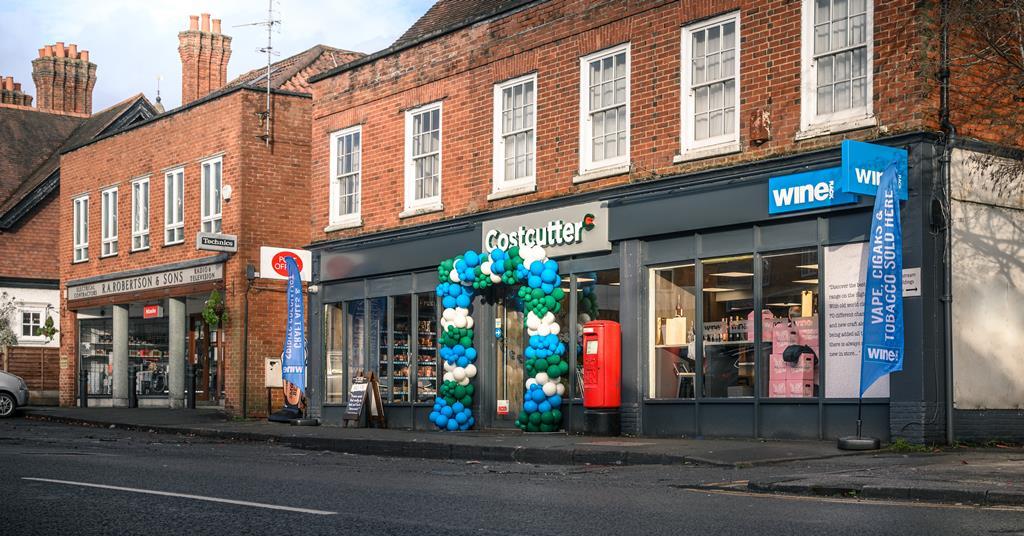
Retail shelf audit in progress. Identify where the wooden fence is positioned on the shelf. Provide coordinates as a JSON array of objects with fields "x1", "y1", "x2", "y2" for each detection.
[{"x1": 4, "y1": 346, "x2": 60, "y2": 391}]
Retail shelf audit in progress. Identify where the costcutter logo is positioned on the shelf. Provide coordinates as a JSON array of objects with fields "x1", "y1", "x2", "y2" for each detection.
[{"x1": 768, "y1": 167, "x2": 858, "y2": 215}]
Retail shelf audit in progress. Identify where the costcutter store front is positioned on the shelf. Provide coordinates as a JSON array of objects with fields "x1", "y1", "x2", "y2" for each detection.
[
  {"x1": 309, "y1": 135, "x2": 946, "y2": 441},
  {"x1": 65, "y1": 255, "x2": 228, "y2": 408}
]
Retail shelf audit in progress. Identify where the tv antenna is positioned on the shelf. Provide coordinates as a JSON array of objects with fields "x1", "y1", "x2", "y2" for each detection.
[{"x1": 236, "y1": 0, "x2": 281, "y2": 145}]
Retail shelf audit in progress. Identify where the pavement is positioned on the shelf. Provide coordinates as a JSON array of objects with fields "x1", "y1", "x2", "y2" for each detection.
[{"x1": 19, "y1": 406, "x2": 1024, "y2": 507}]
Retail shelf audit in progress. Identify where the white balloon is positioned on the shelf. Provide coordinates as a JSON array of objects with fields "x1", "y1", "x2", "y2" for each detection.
[
  {"x1": 549, "y1": 322, "x2": 560, "y2": 335},
  {"x1": 456, "y1": 307, "x2": 470, "y2": 317},
  {"x1": 556, "y1": 383, "x2": 566, "y2": 396},
  {"x1": 543, "y1": 312, "x2": 555, "y2": 324},
  {"x1": 465, "y1": 364, "x2": 477, "y2": 378},
  {"x1": 443, "y1": 308, "x2": 456, "y2": 321},
  {"x1": 480, "y1": 261, "x2": 493, "y2": 275},
  {"x1": 542, "y1": 382, "x2": 557, "y2": 396},
  {"x1": 465, "y1": 316, "x2": 474, "y2": 329},
  {"x1": 579, "y1": 313, "x2": 592, "y2": 324},
  {"x1": 458, "y1": 377, "x2": 470, "y2": 386},
  {"x1": 443, "y1": 372, "x2": 454, "y2": 382},
  {"x1": 526, "y1": 313, "x2": 541, "y2": 331},
  {"x1": 537, "y1": 324, "x2": 550, "y2": 337},
  {"x1": 525, "y1": 378, "x2": 537, "y2": 388},
  {"x1": 536, "y1": 372, "x2": 549, "y2": 385},
  {"x1": 452, "y1": 367, "x2": 467, "y2": 381},
  {"x1": 453, "y1": 316, "x2": 467, "y2": 329},
  {"x1": 450, "y1": 269, "x2": 460, "y2": 283},
  {"x1": 444, "y1": 361, "x2": 454, "y2": 372}
]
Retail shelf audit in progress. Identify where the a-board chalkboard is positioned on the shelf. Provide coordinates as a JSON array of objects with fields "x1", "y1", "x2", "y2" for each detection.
[{"x1": 343, "y1": 376, "x2": 369, "y2": 421}]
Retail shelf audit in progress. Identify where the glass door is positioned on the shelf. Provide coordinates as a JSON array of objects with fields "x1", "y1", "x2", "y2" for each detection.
[{"x1": 494, "y1": 288, "x2": 524, "y2": 427}]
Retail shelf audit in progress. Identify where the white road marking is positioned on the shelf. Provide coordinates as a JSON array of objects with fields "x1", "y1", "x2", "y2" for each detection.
[{"x1": 22, "y1": 477, "x2": 337, "y2": 515}]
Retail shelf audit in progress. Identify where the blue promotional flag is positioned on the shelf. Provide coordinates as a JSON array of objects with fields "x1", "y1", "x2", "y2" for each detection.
[
  {"x1": 859, "y1": 162, "x2": 904, "y2": 396},
  {"x1": 282, "y1": 256, "x2": 306, "y2": 395}
]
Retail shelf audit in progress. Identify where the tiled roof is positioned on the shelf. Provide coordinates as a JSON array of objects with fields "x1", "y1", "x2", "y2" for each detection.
[
  {"x1": 227, "y1": 45, "x2": 363, "y2": 94},
  {"x1": 392, "y1": 0, "x2": 538, "y2": 48}
]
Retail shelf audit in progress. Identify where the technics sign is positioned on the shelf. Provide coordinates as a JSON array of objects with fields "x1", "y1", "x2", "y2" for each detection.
[
  {"x1": 67, "y1": 264, "x2": 224, "y2": 300},
  {"x1": 481, "y1": 201, "x2": 610, "y2": 257},
  {"x1": 196, "y1": 232, "x2": 238, "y2": 253}
]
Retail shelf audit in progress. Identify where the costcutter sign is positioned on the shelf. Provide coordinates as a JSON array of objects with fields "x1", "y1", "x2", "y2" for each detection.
[
  {"x1": 768, "y1": 141, "x2": 909, "y2": 214},
  {"x1": 67, "y1": 264, "x2": 224, "y2": 301},
  {"x1": 481, "y1": 201, "x2": 610, "y2": 257}
]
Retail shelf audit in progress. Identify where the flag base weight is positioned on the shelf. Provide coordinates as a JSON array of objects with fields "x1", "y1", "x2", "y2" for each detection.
[
  {"x1": 837, "y1": 435, "x2": 881, "y2": 450},
  {"x1": 268, "y1": 406, "x2": 301, "y2": 423}
]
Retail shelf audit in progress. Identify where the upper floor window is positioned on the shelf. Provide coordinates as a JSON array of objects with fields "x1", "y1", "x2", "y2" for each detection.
[
  {"x1": 164, "y1": 167, "x2": 185, "y2": 245},
  {"x1": 329, "y1": 126, "x2": 362, "y2": 226},
  {"x1": 201, "y1": 157, "x2": 222, "y2": 233},
  {"x1": 131, "y1": 177, "x2": 150, "y2": 251},
  {"x1": 801, "y1": 0, "x2": 873, "y2": 134},
  {"x1": 100, "y1": 187, "x2": 118, "y2": 257},
  {"x1": 492, "y1": 74, "x2": 537, "y2": 193},
  {"x1": 21, "y1": 310, "x2": 41, "y2": 338},
  {"x1": 404, "y1": 102, "x2": 443, "y2": 213},
  {"x1": 681, "y1": 13, "x2": 740, "y2": 156},
  {"x1": 579, "y1": 43, "x2": 630, "y2": 174},
  {"x1": 73, "y1": 195, "x2": 88, "y2": 262}
]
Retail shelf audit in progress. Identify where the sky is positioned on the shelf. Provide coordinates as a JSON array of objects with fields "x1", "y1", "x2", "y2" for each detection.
[{"x1": 0, "y1": 0, "x2": 434, "y2": 111}]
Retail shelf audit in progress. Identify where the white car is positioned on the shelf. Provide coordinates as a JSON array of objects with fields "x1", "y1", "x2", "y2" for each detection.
[{"x1": 0, "y1": 370, "x2": 29, "y2": 417}]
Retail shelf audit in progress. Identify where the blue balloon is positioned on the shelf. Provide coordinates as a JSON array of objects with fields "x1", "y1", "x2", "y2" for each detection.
[
  {"x1": 528, "y1": 275, "x2": 542, "y2": 288},
  {"x1": 530, "y1": 335, "x2": 542, "y2": 348},
  {"x1": 464, "y1": 251, "x2": 479, "y2": 266},
  {"x1": 442, "y1": 296, "x2": 456, "y2": 308},
  {"x1": 544, "y1": 260, "x2": 558, "y2": 272},
  {"x1": 531, "y1": 389, "x2": 546, "y2": 403},
  {"x1": 429, "y1": 411, "x2": 439, "y2": 422},
  {"x1": 456, "y1": 294, "x2": 471, "y2": 308},
  {"x1": 436, "y1": 415, "x2": 449, "y2": 427},
  {"x1": 468, "y1": 417, "x2": 476, "y2": 427},
  {"x1": 433, "y1": 403, "x2": 441, "y2": 412},
  {"x1": 541, "y1": 283, "x2": 554, "y2": 294},
  {"x1": 440, "y1": 347, "x2": 451, "y2": 359},
  {"x1": 456, "y1": 356, "x2": 468, "y2": 367},
  {"x1": 541, "y1": 269, "x2": 556, "y2": 283},
  {"x1": 493, "y1": 261, "x2": 505, "y2": 274},
  {"x1": 530, "y1": 262, "x2": 544, "y2": 276},
  {"x1": 465, "y1": 347, "x2": 477, "y2": 360},
  {"x1": 548, "y1": 395, "x2": 562, "y2": 407},
  {"x1": 453, "y1": 345, "x2": 465, "y2": 355},
  {"x1": 524, "y1": 400, "x2": 538, "y2": 413},
  {"x1": 453, "y1": 402, "x2": 465, "y2": 412},
  {"x1": 436, "y1": 398, "x2": 448, "y2": 406},
  {"x1": 556, "y1": 343, "x2": 565, "y2": 355},
  {"x1": 446, "y1": 419, "x2": 459, "y2": 431},
  {"x1": 441, "y1": 406, "x2": 453, "y2": 417},
  {"x1": 525, "y1": 347, "x2": 536, "y2": 358},
  {"x1": 538, "y1": 401, "x2": 551, "y2": 413},
  {"x1": 455, "y1": 412, "x2": 468, "y2": 424}
]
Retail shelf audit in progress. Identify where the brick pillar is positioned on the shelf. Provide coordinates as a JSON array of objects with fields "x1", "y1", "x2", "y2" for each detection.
[
  {"x1": 31, "y1": 42, "x2": 95, "y2": 115},
  {"x1": 178, "y1": 13, "x2": 232, "y2": 105},
  {"x1": 0, "y1": 76, "x2": 33, "y2": 106}
]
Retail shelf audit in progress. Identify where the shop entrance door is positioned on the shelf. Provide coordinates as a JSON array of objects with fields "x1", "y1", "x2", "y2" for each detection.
[
  {"x1": 188, "y1": 315, "x2": 212, "y2": 402},
  {"x1": 493, "y1": 289, "x2": 524, "y2": 428}
]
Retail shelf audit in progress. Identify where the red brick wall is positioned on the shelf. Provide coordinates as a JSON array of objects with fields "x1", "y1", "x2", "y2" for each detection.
[
  {"x1": 0, "y1": 191, "x2": 59, "y2": 280},
  {"x1": 309, "y1": 0, "x2": 932, "y2": 244},
  {"x1": 57, "y1": 89, "x2": 312, "y2": 415}
]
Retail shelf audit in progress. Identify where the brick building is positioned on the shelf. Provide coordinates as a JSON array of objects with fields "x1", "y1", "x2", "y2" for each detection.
[
  {"x1": 304, "y1": 0, "x2": 1023, "y2": 441},
  {"x1": 1, "y1": 43, "x2": 155, "y2": 405},
  {"x1": 58, "y1": 13, "x2": 362, "y2": 414}
]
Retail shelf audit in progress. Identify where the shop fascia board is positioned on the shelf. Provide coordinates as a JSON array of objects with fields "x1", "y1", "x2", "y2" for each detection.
[{"x1": 65, "y1": 253, "x2": 229, "y2": 288}]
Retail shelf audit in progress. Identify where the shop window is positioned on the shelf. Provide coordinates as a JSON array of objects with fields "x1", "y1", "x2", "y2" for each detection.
[
  {"x1": 201, "y1": 156, "x2": 223, "y2": 233},
  {"x1": 404, "y1": 102, "x2": 443, "y2": 213},
  {"x1": 73, "y1": 195, "x2": 89, "y2": 262},
  {"x1": 573, "y1": 270, "x2": 620, "y2": 398},
  {"x1": 762, "y1": 250, "x2": 820, "y2": 399},
  {"x1": 164, "y1": 168, "x2": 185, "y2": 245},
  {"x1": 492, "y1": 74, "x2": 537, "y2": 193},
  {"x1": 131, "y1": 317, "x2": 169, "y2": 397},
  {"x1": 650, "y1": 264, "x2": 696, "y2": 399},
  {"x1": 21, "y1": 310, "x2": 42, "y2": 338},
  {"x1": 701, "y1": 255, "x2": 755, "y2": 398},
  {"x1": 79, "y1": 318, "x2": 113, "y2": 396},
  {"x1": 101, "y1": 187, "x2": 118, "y2": 257},
  {"x1": 579, "y1": 43, "x2": 630, "y2": 174},
  {"x1": 329, "y1": 126, "x2": 361, "y2": 227},
  {"x1": 801, "y1": 0, "x2": 874, "y2": 135},
  {"x1": 131, "y1": 177, "x2": 150, "y2": 251},
  {"x1": 416, "y1": 293, "x2": 439, "y2": 403},
  {"x1": 324, "y1": 303, "x2": 345, "y2": 404},
  {"x1": 681, "y1": 12, "x2": 740, "y2": 156},
  {"x1": 382, "y1": 295, "x2": 411, "y2": 403}
]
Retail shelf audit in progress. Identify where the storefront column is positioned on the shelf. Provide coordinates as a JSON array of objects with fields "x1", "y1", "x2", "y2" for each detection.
[
  {"x1": 168, "y1": 297, "x2": 186, "y2": 408},
  {"x1": 111, "y1": 304, "x2": 129, "y2": 407}
]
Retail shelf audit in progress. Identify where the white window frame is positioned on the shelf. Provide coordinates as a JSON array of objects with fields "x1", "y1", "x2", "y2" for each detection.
[
  {"x1": 799, "y1": 0, "x2": 875, "y2": 138},
  {"x1": 200, "y1": 156, "x2": 223, "y2": 233},
  {"x1": 578, "y1": 43, "x2": 631, "y2": 177},
  {"x1": 131, "y1": 176, "x2": 150, "y2": 251},
  {"x1": 73, "y1": 195, "x2": 89, "y2": 262},
  {"x1": 164, "y1": 167, "x2": 185, "y2": 245},
  {"x1": 680, "y1": 12, "x2": 741, "y2": 160},
  {"x1": 492, "y1": 73, "x2": 538, "y2": 197},
  {"x1": 327, "y1": 125, "x2": 362, "y2": 229},
  {"x1": 19, "y1": 308, "x2": 44, "y2": 341},
  {"x1": 402, "y1": 101, "x2": 444, "y2": 215},
  {"x1": 100, "y1": 186, "x2": 118, "y2": 258}
]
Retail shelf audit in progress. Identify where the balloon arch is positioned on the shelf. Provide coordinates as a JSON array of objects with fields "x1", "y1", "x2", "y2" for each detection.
[{"x1": 428, "y1": 245, "x2": 568, "y2": 432}]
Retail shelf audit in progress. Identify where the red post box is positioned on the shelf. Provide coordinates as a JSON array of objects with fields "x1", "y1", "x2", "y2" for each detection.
[{"x1": 582, "y1": 320, "x2": 621, "y2": 409}]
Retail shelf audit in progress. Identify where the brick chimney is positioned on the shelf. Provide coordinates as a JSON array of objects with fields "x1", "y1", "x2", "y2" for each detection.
[
  {"x1": 31, "y1": 42, "x2": 96, "y2": 115},
  {"x1": 0, "y1": 76, "x2": 33, "y2": 107},
  {"x1": 178, "y1": 13, "x2": 232, "y2": 105}
]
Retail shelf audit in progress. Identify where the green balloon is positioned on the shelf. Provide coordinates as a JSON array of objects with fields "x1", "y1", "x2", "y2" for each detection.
[
  {"x1": 445, "y1": 396, "x2": 456, "y2": 406},
  {"x1": 528, "y1": 412, "x2": 542, "y2": 425},
  {"x1": 460, "y1": 395, "x2": 473, "y2": 406},
  {"x1": 541, "y1": 411, "x2": 554, "y2": 424},
  {"x1": 558, "y1": 361, "x2": 569, "y2": 376},
  {"x1": 551, "y1": 409, "x2": 562, "y2": 422},
  {"x1": 465, "y1": 384, "x2": 475, "y2": 396},
  {"x1": 546, "y1": 355, "x2": 561, "y2": 367},
  {"x1": 454, "y1": 385, "x2": 466, "y2": 399},
  {"x1": 544, "y1": 296, "x2": 555, "y2": 308},
  {"x1": 518, "y1": 410, "x2": 528, "y2": 422},
  {"x1": 532, "y1": 289, "x2": 544, "y2": 300},
  {"x1": 527, "y1": 422, "x2": 540, "y2": 432},
  {"x1": 460, "y1": 336, "x2": 473, "y2": 347},
  {"x1": 552, "y1": 288, "x2": 565, "y2": 300},
  {"x1": 547, "y1": 364, "x2": 561, "y2": 378},
  {"x1": 540, "y1": 423, "x2": 554, "y2": 432}
]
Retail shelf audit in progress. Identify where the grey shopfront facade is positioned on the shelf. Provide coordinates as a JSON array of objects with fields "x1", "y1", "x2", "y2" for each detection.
[{"x1": 307, "y1": 133, "x2": 948, "y2": 442}]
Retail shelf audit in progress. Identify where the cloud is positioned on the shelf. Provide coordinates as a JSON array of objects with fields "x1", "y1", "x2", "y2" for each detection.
[{"x1": 0, "y1": 0, "x2": 432, "y2": 111}]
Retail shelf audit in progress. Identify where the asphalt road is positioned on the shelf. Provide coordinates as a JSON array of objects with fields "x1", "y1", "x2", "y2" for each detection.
[{"x1": 1, "y1": 419, "x2": 1022, "y2": 536}]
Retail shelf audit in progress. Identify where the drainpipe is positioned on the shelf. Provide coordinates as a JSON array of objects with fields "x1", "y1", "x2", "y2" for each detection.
[{"x1": 939, "y1": 0, "x2": 956, "y2": 445}]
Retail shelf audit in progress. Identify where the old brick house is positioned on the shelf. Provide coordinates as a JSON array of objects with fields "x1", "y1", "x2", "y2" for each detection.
[
  {"x1": 58, "y1": 13, "x2": 362, "y2": 414},
  {"x1": 0, "y1": 44, "x2": 155, "y2": 405},
  {"x1": 304, "y1": 0, "x2": 1023, "y2": 442}
]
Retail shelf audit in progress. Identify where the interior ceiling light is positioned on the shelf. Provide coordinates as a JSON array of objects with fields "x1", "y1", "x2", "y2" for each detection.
[
  {"x1": 702, "y1": 287, "x2": 735, "y2": 292},
  {"x1": 766, "y1": 302, "x2": 800, "y2": 307},
  {"x1": 796, "y1": 264, "x2": 819, "y2": 270},
  {"x1": 575, "y1": 276, "x2": 595, "y2": 283},
  {"x1": 792, "y1": 279, "x2": 819, "y2": 285},
  {"x1": 714, "y1": 271, "x2": 754, "y2": 278}
]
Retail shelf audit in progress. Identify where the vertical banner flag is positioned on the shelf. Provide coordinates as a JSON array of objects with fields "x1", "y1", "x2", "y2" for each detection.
[
  {"x1": 282, "y1": 256, "x2": 306, "y2": 400},
  {"x1": 859, "y1": 162, "x2": 904, "y2": 396}
]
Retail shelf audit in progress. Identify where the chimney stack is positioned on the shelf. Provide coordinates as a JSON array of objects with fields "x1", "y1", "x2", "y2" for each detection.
[
  {"x1": 31, "y1": 42, "x2": 96, "y2": 115},
  {"x1": 178, "y1": 13, "x2": 232, "y2": 105},
  {"x1": 1, "y1": 75, "x2": 34, "y2": 107}
]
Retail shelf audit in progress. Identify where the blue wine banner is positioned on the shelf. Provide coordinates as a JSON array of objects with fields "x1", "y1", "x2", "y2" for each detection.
[
  {"x1": 859, "y1": 162, "x2": 904, "y2": 396},
  {"x1": 282, "y1": 255, "x2": 306, "y2": 398}
]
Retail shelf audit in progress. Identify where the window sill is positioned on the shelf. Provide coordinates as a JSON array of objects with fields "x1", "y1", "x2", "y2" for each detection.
[
  {"x1": 324, "y1": 218, "x2": 363, "y2": 233},
  {"x1": 487, "y1": 183, "x2": 536, "y2": 201},
  {"x1": 795, "y1": 114, "x2": 877, "y2": 141},
  {"x1": 72, "y1": 258, "x2": 89, "y2": 265},
  {"x1": 573, "y1": 163, "x2": 631, "y2": 184},
  {"x1": 163, "y1": 241, "x2": 184, "y2": 248},
  {"x1": 100, "y1": 252, "x2": 118, "y2": 259},
  {"x1": 674, "y1": 141, "x2": 743, "y2": 164},
  {"x1": 130, "y1": 246, "x2": 150, "y2": 254},
  {"x1": 399, "y1": 203, "x2": 444, "y2": 219}
]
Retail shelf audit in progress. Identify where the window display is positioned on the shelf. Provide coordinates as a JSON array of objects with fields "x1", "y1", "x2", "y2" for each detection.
[
  {"x1": 324, "y1": 303, "x2": 345, "y2": 404},
  {"x1": 650, "y1": 265, "x2": 696, "y2": 398},
  {"x1": 416, "y1": 293, "x2": 438, "y2": 403},
  {"x1": 79, "y1": 318, "x2": 113, "y2": 396},
  {"x1": 701, "y1": 255, "x2": 755, "y2": 397},
  {"x1": 129, "y1": 318, "x2": 169, "y2": 397},
  {"x1": 762, "y1": 249, "x2": 820, "y2": 398},
  {"x1": 574, "y1": 270, "x2": 620, "y2": 398}
]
